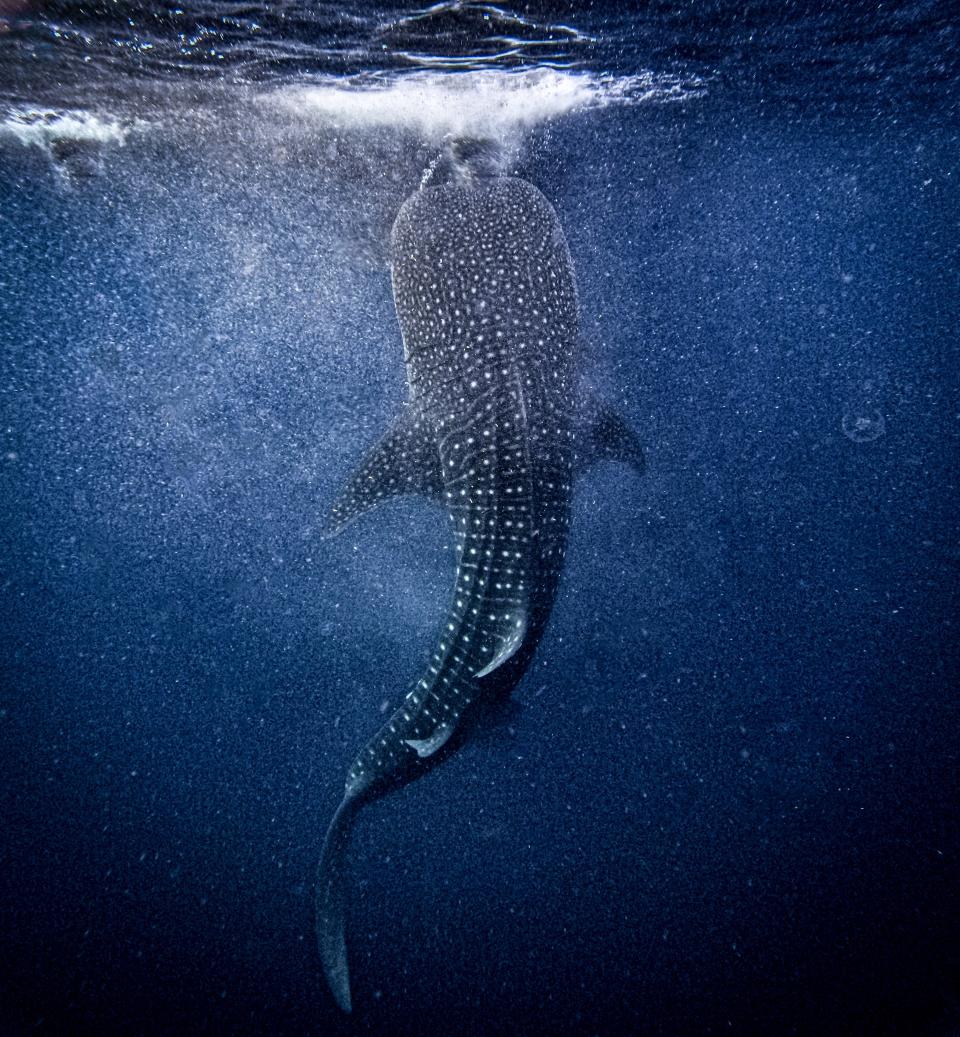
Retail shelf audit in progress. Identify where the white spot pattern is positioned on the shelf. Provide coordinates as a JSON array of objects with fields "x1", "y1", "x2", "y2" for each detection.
[{"x1": 345, "y1": 176, "x2": 578, "y2": 798}]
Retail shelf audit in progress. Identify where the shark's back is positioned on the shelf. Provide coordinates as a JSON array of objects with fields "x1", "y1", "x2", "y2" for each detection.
[
  {"x1": 390, "y1": 176, "x2": 580, "y2": 412},
  {"x1": 317, "y1": 166, "x2": 645, "y2": 1015}
]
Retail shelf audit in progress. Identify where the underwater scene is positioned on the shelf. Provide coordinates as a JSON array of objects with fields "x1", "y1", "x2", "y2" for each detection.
[{"x1": 1, "y1": 2, "x2": 958, "y2": 1034}]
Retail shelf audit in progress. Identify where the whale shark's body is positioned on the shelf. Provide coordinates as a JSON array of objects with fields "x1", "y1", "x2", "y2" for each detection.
[{"x1": 317, "y1": 152, "x2": 644, "y2": 1012}]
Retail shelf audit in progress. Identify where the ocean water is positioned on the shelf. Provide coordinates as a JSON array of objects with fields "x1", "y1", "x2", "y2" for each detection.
[{"x1": 1, "y1": 3, "x2": 958, "y2": 1035}]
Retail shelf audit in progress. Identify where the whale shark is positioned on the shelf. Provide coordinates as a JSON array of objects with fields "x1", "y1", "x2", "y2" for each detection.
[{"x1": 317, "y1": 140, "x2": 644, "y2": 1012}]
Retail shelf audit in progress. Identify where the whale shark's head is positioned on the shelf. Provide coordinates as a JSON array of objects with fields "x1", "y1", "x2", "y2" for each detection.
[{"x1": 390, "y1": 171, "x2": 579, "y2": 392}]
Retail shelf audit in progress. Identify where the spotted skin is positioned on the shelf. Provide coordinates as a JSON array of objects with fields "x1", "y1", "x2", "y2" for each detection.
[
  {"x1": 341, "y1": 179, "x2": 576, "y2": 792},
  {"x1": 317, "y1": 175, "x2": 639, "y2": 1013}
]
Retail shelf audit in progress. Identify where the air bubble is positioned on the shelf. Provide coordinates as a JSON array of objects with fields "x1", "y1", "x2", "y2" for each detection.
[{"x1": 841, "y1": 410, "x2": 885, "y2": 443}]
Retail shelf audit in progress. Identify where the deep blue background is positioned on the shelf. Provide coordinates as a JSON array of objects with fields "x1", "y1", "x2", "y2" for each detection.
[{"x1": 2, "y1": 83, "x2": 959, "y2": 1037}]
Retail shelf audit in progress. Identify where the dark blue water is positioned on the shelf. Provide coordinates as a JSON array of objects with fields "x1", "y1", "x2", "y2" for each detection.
[{"x1": 1, "y1": 3, "x2": 958, "y2": 1035}]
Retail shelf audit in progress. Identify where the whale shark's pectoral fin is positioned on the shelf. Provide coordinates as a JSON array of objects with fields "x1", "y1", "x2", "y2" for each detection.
[
  {"x1": 575, "y1": 393, "x2": 646, "y2": 476},
  {"x1": 324, "y1": 405, "x2": 442, "y2": 536}
]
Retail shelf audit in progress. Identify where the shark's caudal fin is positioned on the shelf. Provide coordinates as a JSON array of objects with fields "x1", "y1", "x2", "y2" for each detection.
[{"x1": 316, "y1": 796, "x2": 359, "y2": 1013}]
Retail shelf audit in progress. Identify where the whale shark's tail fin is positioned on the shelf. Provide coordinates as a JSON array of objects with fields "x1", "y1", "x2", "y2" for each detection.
[{"x1": 316, "y1": 796, "x2": 359, "y2": 1013}]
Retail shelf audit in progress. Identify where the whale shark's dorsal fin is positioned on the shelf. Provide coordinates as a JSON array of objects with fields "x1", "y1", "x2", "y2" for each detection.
[
  {"x1": 324, "y1": 404, "x2": 443, "y2": 536},
  {"x1": 576, "y1": 392, "x2": 646, "y2": 477},
  {"x1": 475, "y1": 608, "x2": 528, "y2": 678},
  {"x1": 404, "y1": 720, "x2": 455, "y2": 758}
]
